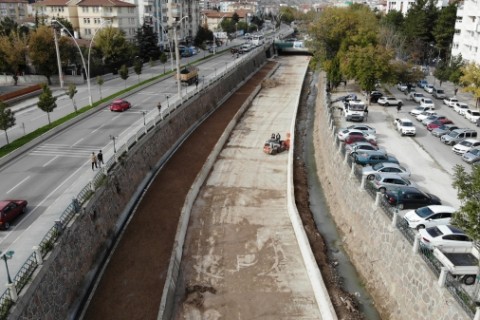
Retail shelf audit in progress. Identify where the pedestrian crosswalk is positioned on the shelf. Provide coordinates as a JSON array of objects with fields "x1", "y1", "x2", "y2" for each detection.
[{"x1": 30, "y1": 144, "x2": 100, "y2": 158}]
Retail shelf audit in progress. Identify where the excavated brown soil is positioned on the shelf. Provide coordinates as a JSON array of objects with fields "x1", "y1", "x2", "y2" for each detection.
[{"x1": 83, "y1": 61, "x2": 363, "y2": 320}]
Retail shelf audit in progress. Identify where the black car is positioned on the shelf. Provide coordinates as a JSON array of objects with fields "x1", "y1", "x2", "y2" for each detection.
[
  {"x1": 369, "y1": 91, "x2": 383, "y2": 103},
  {"x1": 384, "y1": 187, "x2": 441, "y2": 210}
]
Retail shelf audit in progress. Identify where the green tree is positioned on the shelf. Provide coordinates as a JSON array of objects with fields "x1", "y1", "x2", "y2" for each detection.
[
  {"x1": 432, "y1": 3, "x2": 457, "y2": 60},
  {"x1": 452, "y1": 164, "x2": 480, "y2": 240},
  {"x1": 194, "y1": 25, "x2": 213, "y2": 48},
  {"x1": 96, "y1": 76, "x2": 104, "y2": 99},
  {"x1": 28, "y1": 26, "x2": 58, "y2": 85},
  {"x1": 381, "y1": 10, "x2": 404, "y2": 31},
  {"x1": 66, "y1": 83, "x2": 78, "y2": 112},
  {"x1": 135, "y1": 24, "x2": 160, "y2": 61},
  {"x1": 433, "y1": 60, "x2": 450, "y2": 86},
  {"x1": 119, "y1": 64, "x2": 129, "y2": 88},
  {"x1": 0, "y1": 32, "x2": 27, "y2": 85},
  {"x1": 0, "y1": 17, "x2": 18, "y2": 37},
  {"x1": 134, "y1": 58, "x2": 142, "y2": 82},
  {"x1": 449, "y1": 55, "x2": 464, "y2": 91},
  {"x1": 0, "y1": 101, "x2": 15, "y2": 145},
  {"x1": 460, "y1": 63, "x2": 480, "y2": 108},
  {"x1": 93, "y1": 27, "x2": 132, "y2": 73},
  {"x1": 37, "y1": 84, "x2": 57, "y2": 124},
  {"x1": 159, "y1": 52, "x2": 167, "y2": 74}
]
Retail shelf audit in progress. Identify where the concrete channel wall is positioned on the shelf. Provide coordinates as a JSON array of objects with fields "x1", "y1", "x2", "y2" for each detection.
[
  {"x1": 314, "y1": 76, "x2": 470, "y2": 320},
  {"x1": 8, "y1": 51, "x2": 269, "y2": 320}
]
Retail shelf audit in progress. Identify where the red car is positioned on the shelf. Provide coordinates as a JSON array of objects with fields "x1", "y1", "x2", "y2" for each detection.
[
  {"x1": 109, "y1": 99, "x2": 132, "y2": 112},
  {"x1": 426, "y1": 120, "x2": 444, "y2": 131},
  {"x1": 344, "y1": 136, "x2": 378, "y2": 146},
  {"x1": 0, "y1": 200, "x2": 28, "y2": 229}
]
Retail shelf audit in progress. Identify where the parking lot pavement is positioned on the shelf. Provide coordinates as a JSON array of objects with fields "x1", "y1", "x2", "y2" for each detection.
[{"x1": 331, "y1": 83, "x2": 461, "y2": 215}]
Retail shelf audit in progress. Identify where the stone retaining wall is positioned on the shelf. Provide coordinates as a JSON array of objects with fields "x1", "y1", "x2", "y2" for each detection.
[
  {"x1": 313, "y1": 74, "x2": 469, "y2": 320},
  {"x1": 9, "y1": 51, "x2": 268, "y2": 320}
]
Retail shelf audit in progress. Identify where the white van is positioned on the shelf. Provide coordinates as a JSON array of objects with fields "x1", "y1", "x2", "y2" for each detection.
[
  {"x1": 344, "y1": 100, "x2": 366, "y2": 122},
  {"x1": 251, "y1": 35, "x2": 265, "y2": 46}
]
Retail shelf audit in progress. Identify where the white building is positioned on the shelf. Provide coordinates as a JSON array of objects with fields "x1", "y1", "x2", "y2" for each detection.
[
  {"x1": 385, "y1": 0, "x2": 448, "y2": 15},
  {"x1": 451, "y1": 0, "x2": 480, "y2": 64}
]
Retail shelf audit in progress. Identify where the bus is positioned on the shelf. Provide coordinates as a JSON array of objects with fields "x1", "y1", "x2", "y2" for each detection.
[{"x1": 251, "y1": 34, "x2": 265, "y2": 46}]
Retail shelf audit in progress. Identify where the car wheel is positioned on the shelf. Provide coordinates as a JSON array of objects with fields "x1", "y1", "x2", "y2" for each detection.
[
  {"x1": 379, "y1": 187, "x2": 386, "y2": 193},
  {"x1": 463, "y1": 275, "x2": 476, "y2": 286},
  {"x1": 398, "y1": 203, "x2": 404, "y2": 210},
  {"x1": 4, "y1": 222, "x2": 10, "y2": 230},
  {"x1": 416, "y1": 225, "x2": 425, "y2": 230},
  {"x1": 367, "y1": 174, "x2": 375, "y2": 180}
]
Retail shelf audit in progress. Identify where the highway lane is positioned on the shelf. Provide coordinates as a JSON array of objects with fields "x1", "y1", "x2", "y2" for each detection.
[{"x1": 0, "y1": 46, "x2": 262, "y2": 286}]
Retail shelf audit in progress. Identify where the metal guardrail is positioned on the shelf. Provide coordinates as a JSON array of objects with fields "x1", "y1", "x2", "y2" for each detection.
[
  {"x1": 13, "y1": 252, "x2": 38, "y2": 293},
  {"x1": 396, "y1": 217, "x2": 416, "y2": 245},
  {"x1": 445, "y1": 273, "x2": 476, "y2": 317},
  {"x1": 0, "y1": 290, "x2": 12, "y2": 320}
]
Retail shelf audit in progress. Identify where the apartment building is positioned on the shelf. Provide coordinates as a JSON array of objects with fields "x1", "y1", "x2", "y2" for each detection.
[
  {"x1": 385, "y1": 0, "x2": 448, "y2": 15},
  {"x1": 451, "y1": 0, "x2": 480, "y2": 64},
  {"x1": 0, "y1": 0, "x2": 28, "y2": 21}
]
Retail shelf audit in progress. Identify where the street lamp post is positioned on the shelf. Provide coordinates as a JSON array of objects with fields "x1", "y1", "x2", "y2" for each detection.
[
  {"x1": 173, "y1": 15, "x2": 189, "y2": 104},
  {"x1": 1, "y1": 250, "x2": 14, "y2": 284},
  {"x1": 51, "y1": 24, "x2": 64, "y2": 89},
  {"x1": 51, "y1": 19, "x2": 91, "y2": 105},
  {"x1": 147, "y1": 16, "x2": 175, "y2": 72},
  {"x1": 110, "y1": 135, "x2": 117, "y2": 153}
]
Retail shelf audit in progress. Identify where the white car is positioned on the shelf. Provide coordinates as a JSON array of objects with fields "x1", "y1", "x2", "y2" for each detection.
[
  {"x1": 453, "y1": 102, "x2": 470, "y2": 115},
  {"x1": 452, "y1": 139, "x2": 480, "y2": 155},
  {"x1": 378, "y1": 96, "x2": 403, "y2": 107},
  {"x1": 419, "y1": 98, "x2": 435, "y2": 109},
  {"x1": 416, "y1": 110, "x2": 437, "y2": 122},
  {"x1": 409, "y1": 106, "x2": 434, "y2": 116},
  {"x1": 465, "y1": 109, "x2": 480, "y2": 123},
  {"x1": 443, "y1": 97, "x2": 459, "y2": 107},
  {"x1": 403, "y1": 205, "x2": 456, "y2": 230},
  {"x1": 409, "y1": 92, "x2": 425, "y2": 103},
  {"x1": 337, "y1": 129, "x2": 376, "y2": 142},
  {"x1": 424, "y1": 84, "x2": 434, "y2": 94},
  {"x1": 344, "y1": 124, "x2": 376, "y2": 135},
  {"x1": 419, "y1": 225, "x2": 473, "y2": 249},
  {"x1": 362, "y1": 162, "x2": 411, "y2": 180}
]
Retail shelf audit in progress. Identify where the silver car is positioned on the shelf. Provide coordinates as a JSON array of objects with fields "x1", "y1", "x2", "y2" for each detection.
[
  {"x1": 362, "y1": 162, "x2": 411, "y2": 180},
  {"x1": 462, "y1": 147, "x2": 480, "y2": 164},
  {"x1": 370, "y1": 173, "x2": 418, "y2": 193}
]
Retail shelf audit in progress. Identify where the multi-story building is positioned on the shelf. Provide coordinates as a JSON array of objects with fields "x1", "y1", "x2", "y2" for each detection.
[
  {"x1": 451, "y1": 0, "x2": 480, "y2": 64},
  {"x1": 385, "y1": 0, "x2": 448, "y2": 15},
  {"x1": 0, "y1": 0, "x2": 28, "y2": 21},
  {"x1": 35, "y1": 0, "x2": 138, "y2": 40}
]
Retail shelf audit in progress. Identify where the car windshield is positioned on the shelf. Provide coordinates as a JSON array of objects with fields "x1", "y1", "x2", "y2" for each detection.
[
  {"x1": 436, "y1": 90, "x2": 444, "y2": 94},
  {"x1": 424, "y1": 99, "x2": 433, "y2": 103},
  {"x1": 426, "y1": 226, "x2": 443, "y2": 237},
  {"x1": 372, "y1": 163, "x2": 385, "y2": 170},
  {"x1": 350, "y1": 104, "x2": 365, "y2": 111},
  {"x1": 462, "y1": 141, "x2": 474, "y2": 147},
  {"x1": 403, "y1": 122, "x2": 413, "y2": 127},
  {"x1": 415, "y1": 206, "x2": 434, "y2": 218},
  {"x1": 472, "y1": 111, "x2": 480, "y2": 116},
  {"x1": 448, "y1": 131, "x2": 459, "y2": 138}
]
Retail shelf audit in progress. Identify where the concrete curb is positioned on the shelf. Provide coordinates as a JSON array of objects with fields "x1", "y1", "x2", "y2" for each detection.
[{"x1": 285, "y1": 61, "x2": 338, "y2": 319}]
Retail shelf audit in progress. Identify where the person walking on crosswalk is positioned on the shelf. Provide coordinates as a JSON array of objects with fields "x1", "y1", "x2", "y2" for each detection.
[{"x1": 91, "y1": 152, "x2": 98, "y2": 170}]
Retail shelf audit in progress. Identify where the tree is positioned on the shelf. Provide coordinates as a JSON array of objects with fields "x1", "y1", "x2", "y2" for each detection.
[
  {"x1": 134, "y1": 58, "x2": 142, "y2": 82},
  {"x1": 93, "y1": 27, "x2": 132, "y2": 73},
  {"x1": 97, "y1": 76, "x2": 104, "y2": 99},
  {"x1": 432, "y1": 3, "x2": 457, "y2": 61},
  {"x1": 135, "y1": 24, "x2": 160, "y2": 61},
  {"x1": 433, "y1": 60, "x2": 450, "y2": 86},
  {"x1": 0, "y1": 17, "x2": 18, "y2": 37},
  {"x1": 0, "y1": 32, "x2": 27, "y2": 85},
  {"x1": 28, "y1": 26, "x2": 58, "y2": 85},
  {"x1": 159, "y1": 52, "x2": 167, "y2": 74},
  {"x1": 66, "y1": 83, "x2": 78, "y2": 112},
  {"x1": 452, "y1": 164, "x2": 480, "y2": 240},
  {"x1": 449, "y1": 55, "x2": 464, "y2": 90},
  {"x1": 119, "y1": 64, "x2": 129, "y2": 88},
  {"x1": 0, "y1": 101, "x2": 15, "y2": 145},
  {"x1": 37, "y1": 84, "x2": 57, "y2": 124},
  {"x1": 460, "y1": 63, "x2": 480, "y2": 108}
]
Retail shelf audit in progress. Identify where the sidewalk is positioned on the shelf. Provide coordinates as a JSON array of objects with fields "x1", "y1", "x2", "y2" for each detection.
[{"x1": 425, "y1": 74, "x2": 478, "y2": 109}]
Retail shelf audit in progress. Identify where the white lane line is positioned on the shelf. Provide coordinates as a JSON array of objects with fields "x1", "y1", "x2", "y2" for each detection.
[
  {"x1": 72, "y1": 137, "x2": 84, "y2": 146},
  {"x1": 3, "y1": 160, "x2": 92, "y2": 247},
  {"x1": 6, "y1": 176, "x2": 30, "y2": 194},
  {"x1": 42, "y1": 156, "x2": 58, "y2": 167}
]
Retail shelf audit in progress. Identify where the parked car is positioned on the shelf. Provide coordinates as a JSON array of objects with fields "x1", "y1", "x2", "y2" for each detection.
[
  {"x1": 404, "y1": 205, "x2": 456, "y2": 230},
  {"x1": 353, "y1": 150, "x2": 399, "y2": 166},
  {"x1": 109, "y1": 99, "x2": 132, "y2": 112},
  {"x1": 368, "y1": 91, "x2": 383, "y2": 103},
  {"x1": 452, "y1": 139, "x2": 480, "y2": 155},
  {"x1": 346, "y1": 142, "x2": 380, "y2": 155},
  {"x1": 465, "y1": 109, "x2": 480, "y2": 123},
  {"x1": 344, "y1": 124, "x2": 376, "y2": 135},
  {"x1": 419, "y1": 225, "x2": 472, "y2": 250},
  {"x1": 378, "y1": 96, "x2": 403, "y2": 107},
  {"x1": 409, "y1": 105, "x2": 434, "y2": 116},
  {"x1": 426, "y1": 120, "x2": 444, "y2": 131},
  {"x1": 397, "y1": 83, "x2": 408, "y2": 92},
  {"x1": 362, "y1": 162, "x2": 411, "y2": 180},
  {"x1": 337, "y1": 129, "x2": 376, "y2": 142},
  {"x1": 408, "y1": 92, "x2": 425, "y2": 103},
  {"x1": 416, "y1": 110, "x2": 437, "y2": 122},
  {"x1": 371, "y1": 173, "x2": 418, "y2": 193},
  {"x1": 344, "y1": 135, "x2": 378, "y2": 146},
  {"x1": 394, "y1": 118, "x2": 416, "y2": 136},
  {"x1": 462, "y1": 147, "x2": 480, "y2": 164},
  {"x1": 417, "y1": 79, "x2": 428, "y2": 88},
  {"x1": 432, "y1": 88, "x2": 446, "y2": 99},
  {"x1": 441, "y1": 128, "x2": 478, "y2": 145},
  {"x1": 431, "y1": 124, "x2": 460, "y2": 138},
  {"x1": 420, "y1": 98, "x2": 435, "y2": 109},
  {"x1": 443, "y1": 97, "x2": 459, "y2": 108},
  {"x1": 384, "y1": 187, "x2": 441, "y2": 210},
  {"x1": 424, "y1": 84, "x2": 435, "y2": 94},
  {"x1": 0, "y1": 200, "x2": 28, "y2": 229},
  {"x1": 453, "y1": 102, "x2": 470, "y2": 115},
  {"x1": 422, "y1": 115, "x2": 451, "y2": 126}
]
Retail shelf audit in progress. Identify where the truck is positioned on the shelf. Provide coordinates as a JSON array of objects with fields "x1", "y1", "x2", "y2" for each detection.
[
  {"x1": 394, "y1": 118, "x2": 416, "y2": 136},
  {"x1": 433, "y1": 246, "x2": 479, "y2": 285},
  {"x1": 177, "y1": 66, "x2": 199, "y2": 85},
  {"x1": 344, "y1": 100, "x2": 366, "y2": 122}
]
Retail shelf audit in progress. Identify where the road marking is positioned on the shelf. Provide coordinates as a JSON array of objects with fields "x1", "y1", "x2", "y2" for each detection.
[
  {"x1": 42, "y1": 156, "x2": 58, "y2": 167},
  {"x1": 137, "y1": 92, "x2": 159, "y2": 95},
  {"x1": 72, "y1": 137, "x2": 84, "y2": 146},
  {"x1": 6, "y1": 176, "x2": 30, "y2": 194}
]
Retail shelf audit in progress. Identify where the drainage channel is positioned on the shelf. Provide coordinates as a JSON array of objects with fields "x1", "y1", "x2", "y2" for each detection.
[{"x1": 304, "y1": 71, "x2": 382, "y2": 320}]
